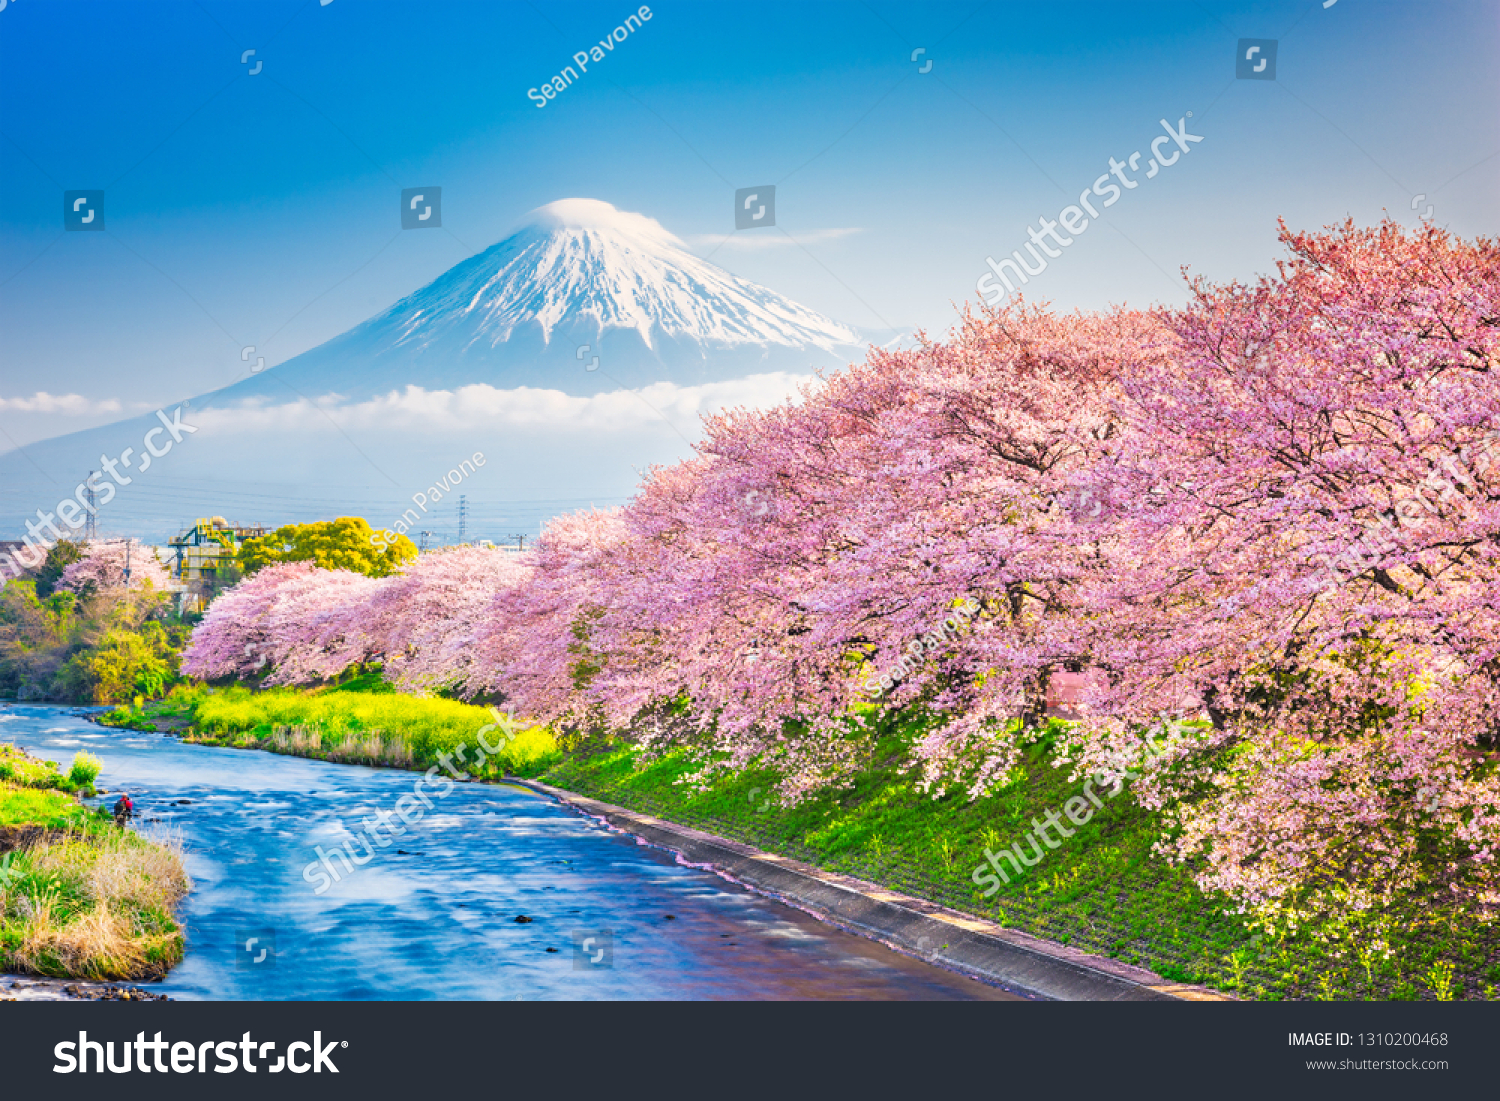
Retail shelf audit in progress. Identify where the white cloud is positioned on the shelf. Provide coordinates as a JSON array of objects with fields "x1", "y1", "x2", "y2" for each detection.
[
  {"x1": 0, "y1": 392, "x2": 148, "y2": 415},
  {"x1": 685, "y1": 228, "x2": 865, "y2": 251},
  {"x1": 190, "y1": 373, "x2": 815, "y2": 437}
]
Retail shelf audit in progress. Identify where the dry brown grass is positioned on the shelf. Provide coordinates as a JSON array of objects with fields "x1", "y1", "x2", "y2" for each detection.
[
  {"x1": 271, "y1": 724, "x2": 413, "y2": 768},
  {"x1": 1, "y1": 825, "x2": 190, "y2": 981}
]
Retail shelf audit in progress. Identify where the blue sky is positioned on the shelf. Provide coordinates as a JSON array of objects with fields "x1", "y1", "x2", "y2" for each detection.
[{"x1": 1, "y1": 0, "x2": 1497, "y2": 459}]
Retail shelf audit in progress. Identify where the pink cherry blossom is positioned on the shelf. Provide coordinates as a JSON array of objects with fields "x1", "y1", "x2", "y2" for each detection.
[
  {"x1": 57, "y1": 539, "x2": 173, "y2": 595},
  {"x1": 180, "y1": 218, "x2": 1500, "y2": 932}
]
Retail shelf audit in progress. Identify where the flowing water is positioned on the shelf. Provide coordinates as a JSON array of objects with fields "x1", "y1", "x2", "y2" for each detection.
[{"x1": 3, "y1": 705, "x2": 1020, "y2": 1001}]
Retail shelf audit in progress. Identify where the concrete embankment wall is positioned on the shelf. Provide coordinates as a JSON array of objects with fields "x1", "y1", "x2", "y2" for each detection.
[{"x1": 517, "y1": 779, "x2": 1229, "y2": 1003}]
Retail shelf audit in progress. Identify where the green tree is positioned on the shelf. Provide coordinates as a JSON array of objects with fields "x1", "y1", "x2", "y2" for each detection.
[
  {"x1": 34, "y1": 540, "x2": 85, "y2": 599},
  {"x1": 59, "y1": 622, "x2": 178, "y2": 704},
  {"x1": 237, "y1": 517, "x2": 417, "y2": 578},
  {"x1": 2, "y1": 560, "x2": 188, "y2": 703}
]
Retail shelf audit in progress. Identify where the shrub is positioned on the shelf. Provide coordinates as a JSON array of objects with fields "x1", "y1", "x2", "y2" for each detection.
[
  {"x1": 67, "y1": 751, "x2": 104, "y2": 790},
  {"x1": 68, "y1": 624, "x2": 179, "y2": 704}
]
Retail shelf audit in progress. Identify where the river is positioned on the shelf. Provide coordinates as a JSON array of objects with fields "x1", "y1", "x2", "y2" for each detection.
[{"x1": 2, "y1": 705, "x2": 1019, "y2": 1001}]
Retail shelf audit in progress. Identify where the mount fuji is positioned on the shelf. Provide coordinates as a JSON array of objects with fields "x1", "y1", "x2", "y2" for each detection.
[
  {"x1": 0, "y1": 200, "x2": 884, "y2": 538},
  {"x1": 214, "y1": 198, "x2": 868, "y2": 401}
]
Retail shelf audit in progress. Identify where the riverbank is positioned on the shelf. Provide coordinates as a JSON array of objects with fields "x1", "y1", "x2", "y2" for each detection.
[
  {"x1": 1, "y1": 975, "x2": 171, "y2": 1001},
  {"x1": 519, "y1": 777, "x2": 1221, "y2": 1001},
  {"x1": 22, "y1": 704, "x2": 1010, "y2": 1000},
  {"x1": 98, "y1": 689, "x2": 1500, "y2": 1001},
  {"x1": 124, "y1": 681, "x2": 561, "y2": 779},
  {"x1": 0, "y1": 741, "x2": 189, "y2": 981},
  {"x1": 543, "y1": 737, "x2": 1266, "y2": 995},
  {"x1": 543, "y1": 741, "x2": 1500, "y2": 1002}
]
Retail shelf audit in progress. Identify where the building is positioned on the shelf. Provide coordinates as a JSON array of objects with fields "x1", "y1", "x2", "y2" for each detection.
[{"x1": 167, "y1": 517, "x2": 269, "y2": 612}]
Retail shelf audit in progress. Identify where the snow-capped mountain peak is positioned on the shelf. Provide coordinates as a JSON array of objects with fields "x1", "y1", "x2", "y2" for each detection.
[
  {"x1": 203, "y1": 198, "x2": 869, "y2": 399},
  {"x1": 521, "y1": 197, "x2": 681, "y2": 240},
  {"x1": 0, "y1": 199, "x2": 877, "y2": 530},
  {"x1": 378, "y1": 197, "x2": 861, "y2": 354}
]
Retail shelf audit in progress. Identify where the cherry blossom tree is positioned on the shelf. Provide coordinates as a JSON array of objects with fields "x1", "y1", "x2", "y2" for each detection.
[
  {"x1": 179, "y1": 218, "x2": 1500, "y2": 934},
  {"x1": 454, "y1": 301, "x2": 1154, "y2": 798},
  {"x1": 369, "y1": 545, "x2": 531, "y2": 694},
  {"x1": 467, "y1": 508, "x2": 628, "y2": 719},
  {"x1": 181, "y1": 562, "x2": 317, "y2": 680},
  {"x1": 1057, "y1": 219, "x2": 1500, "y2": 933},
  {"x1": 181, "y1": 561, "x2": 385, "y2": 683},
  {"x1": 56, "y1": 540, "x2": 173, "y2": 596}
]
